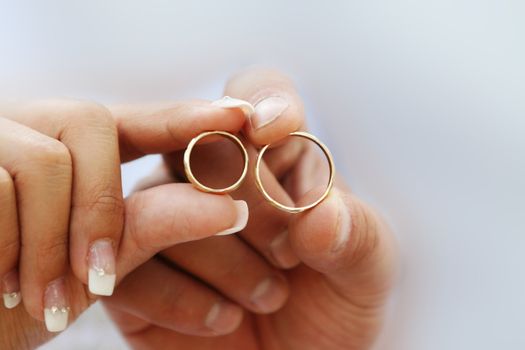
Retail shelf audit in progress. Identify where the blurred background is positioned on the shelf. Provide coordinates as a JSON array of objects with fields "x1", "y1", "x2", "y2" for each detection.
[{"x1": 1, "y1": 1, "x2": 524, "y2": 349}]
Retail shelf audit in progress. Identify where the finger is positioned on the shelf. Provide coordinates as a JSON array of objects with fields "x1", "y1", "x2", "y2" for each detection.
[
  {"x1": 279, "y1": 141, "x2": 333, "y2": 202},
  {"x1": 0, "y1": 167, "x2": 21, "y2": 309},
  {"x1": 237, "y1": 155, "x2": 300, "y2": 269},
  {"x1": 0, "y1": 117, "x2": 72, "y2": 331},
  {"x1": 223, "y1": 67, "x2": 305, "y2": 146},
  {"x1": 262, "y1": 136, "x2": 309, "y2": 180},
  {"x1": 115, "y1": 183, "x2": 249, "y2": 281},
  {"x1": 289, "y1": 186, "x2": 397, "y2": 307},
  {"x1": 162, "y1": 234, "x2": 289, "y2": 314},
  {"x1": 166, "y1": 143, "x2": 301, "y2": 269},
  {"x1": 1, "y1": 99, "x2": 248, "y2": 301},
  {"x1": 104, "y1": 259, "x2": 244, "y2": 336},
  {"x1": 0, "y1": 100, "x2": 124, "y2": 297},
  {"x1": 113, "y1": 316, "x2": 257, "y2": 350},
  {"x1": 55, "y1": 102, "x2": 123, "y2": 297},
  {"x1": 110, "y1": 100, "x2": 247, "y2": 162}
]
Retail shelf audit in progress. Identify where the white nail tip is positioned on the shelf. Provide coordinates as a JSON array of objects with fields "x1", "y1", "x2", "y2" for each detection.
[
  {"x1": 88, "y1": 269, "x2": 116, "y2": 296},
  {"x1": 44, "y1": 307, "x2": 69, "y2": 332},
  {"x1": 3, "y1": 292, "x2": 21, "y2": 309},
  {"x1": 216, "y1": 200, "x2": 249, "y2": 236},
  {"x1": 212, "y1": 96, "x2": 255, "y2": 117}
]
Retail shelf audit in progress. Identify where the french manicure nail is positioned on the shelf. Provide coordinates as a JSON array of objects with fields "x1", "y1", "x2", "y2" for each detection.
[
  {"x1": 250, "y1": 275, "x2": 288, "y2": 313},
  {"x1": 331, "y1": 190, "x2": 351, "y2": 253},
  {"x1": 88, "y1": 239, "x2": 116, "y2": 296},
  {"x1": 216, "y1": 200, "x2": 249, "y2": 236},
  {"x1": 2, "y1": 270, "x2": 21, "y2": 309},
  {"x1": 44, "y1": 278, "x2": 69, "y2": 332},
  {"x1": 270, "y1": 231, "x2": 300, "y2": 268},
  {"x1": 252, "y1": 96, "x2": 289, "y2": 130},
  {"x1": 212, "y1": 96, "x2": 255, "y2": 117},
  {"x1": 205, "y1": 300, "x2": 243, "y2": 334}
]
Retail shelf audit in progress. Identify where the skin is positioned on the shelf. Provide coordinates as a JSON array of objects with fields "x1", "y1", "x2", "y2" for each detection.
[
  {"x1": 0, "y1": 68, "x2": 397, "y2": 350},
  {"x1": 105, "y1": 69, "x2": 398, "y2": 350},
  {"x1": 0, "y1": 99, "x2": 253, "y2": 348}
]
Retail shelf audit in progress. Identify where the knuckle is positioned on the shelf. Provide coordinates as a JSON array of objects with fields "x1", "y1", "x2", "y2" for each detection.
[
  {"x1": 76, "y1": 187, "x2": 124, "y2": 217},
  {"x1": 11, "y1": 139, "x2": 72, "y2": 188},
  {"x1": 35, "y1": 139, "x2": 72, "y2": 168},
  {"x1": 80, "y1": 102, "x2": 114, "y2": 128},
  {"x1": 62, "y1": 100, "x2": 116, "y2": 133},
  {"x1": 29, "y1": 236, "x2": 68, "y2": 268},
  {"x1": 93, "y1": 191, "x2": 125, "y2": 216}
]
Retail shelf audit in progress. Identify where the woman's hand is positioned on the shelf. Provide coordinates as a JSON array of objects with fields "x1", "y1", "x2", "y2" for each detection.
[
  {"x1": 106, "y1": 69, "x2": 398, "y2": 350},
  {"x1": 0, "y1": 99, "x2": 249, "y2": 349}
]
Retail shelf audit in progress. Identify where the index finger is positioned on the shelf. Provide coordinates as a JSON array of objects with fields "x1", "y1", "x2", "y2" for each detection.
[{"x1": 111, "y1": 100, "x2": 247, "y2": 162}]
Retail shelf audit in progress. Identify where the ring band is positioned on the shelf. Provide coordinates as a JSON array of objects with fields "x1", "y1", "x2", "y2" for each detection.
[
  {"x1": 254, "y1": 131, "x2": 335, "y2": 214},
  {"x1": 184, "y1": 131, "x2": 249, "y2": 194}
]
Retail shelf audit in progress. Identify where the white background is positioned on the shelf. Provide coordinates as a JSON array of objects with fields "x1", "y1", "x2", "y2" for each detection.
[{"x1": 1, "y1": 1, "x2": 524, "y2": 349}]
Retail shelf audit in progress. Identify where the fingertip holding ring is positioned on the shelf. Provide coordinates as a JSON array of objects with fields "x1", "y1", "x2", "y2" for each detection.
[
  {"x1": 254, "y1": 131, "x2": 335, "y2": 214},
  {"x1": 184, "y1": 131, "x2": 249, "y2": 194}
]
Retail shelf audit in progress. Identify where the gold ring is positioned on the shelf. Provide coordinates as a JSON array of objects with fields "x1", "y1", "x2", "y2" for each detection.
[
  {"x1": 184, "y1": 131, "x2": 249, "y2": 194},
  {"x1": 254, "y1": 131, "x2": 335, "y2": 213}
]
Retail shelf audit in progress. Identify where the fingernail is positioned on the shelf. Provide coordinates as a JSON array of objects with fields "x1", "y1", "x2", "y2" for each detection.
[
  {"x1": 88, "y1": 239, "x2": 116, "y2": 296},
  {"x1": 331, "y1": 190, "x2": 351, "y2": 253},
  {"x1": 44, "y1": 278, "x2": 69, "y2": 332},
  {"x1": 2, "y1": 270, "x2": 21, "y2": 309},
  {"x1": 205, "y1": 300, "x2": 243, "y2": 334},
  {"x1": 211, "y1": 96, "x2": 255, "y2": 117},
  {"x1": 252, "y1": 96, "x2": 289, "y2": 130},
  {"x1": 216, "y1": 200, "x2": 249, "y2": 236},
  {"x1": 270, "y1": 231, "x2": 300, "y2": 268},
  {"x1": 250, "y1": 275, "x2": 288, "y2": 313}
]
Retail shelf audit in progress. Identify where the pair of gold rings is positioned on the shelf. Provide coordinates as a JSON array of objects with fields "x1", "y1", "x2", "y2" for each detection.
[{"x1": 183, "y1": 131, "x2": 335, "y2": 214}]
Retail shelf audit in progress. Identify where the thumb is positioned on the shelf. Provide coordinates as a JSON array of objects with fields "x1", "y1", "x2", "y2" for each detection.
[
  {"x1": 224, "y1": 67, "x2": 305, "y2": 146},
  {"x1": 288, "y1": 187, "x2": 397, "y2": 306},
  {"x1": 114, "y1": 183, "x2": 249, "y2": 285}
]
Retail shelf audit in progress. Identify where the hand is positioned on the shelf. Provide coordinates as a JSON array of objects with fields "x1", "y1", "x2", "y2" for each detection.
[
  {"x1": 105, "y1": 69, "x2": 397, "y2": 350},
  {"x1": 0, "y1": 99, "x2": 248, "y2": 349}
]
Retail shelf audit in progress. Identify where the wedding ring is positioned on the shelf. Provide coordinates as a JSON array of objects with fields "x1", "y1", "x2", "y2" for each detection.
[
  {"x1": 254, "y1": 131, "x2": 335, "y2": 213},
  {"x1": 184, "y1": 131, "x2": 249, "y2": 194}
]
